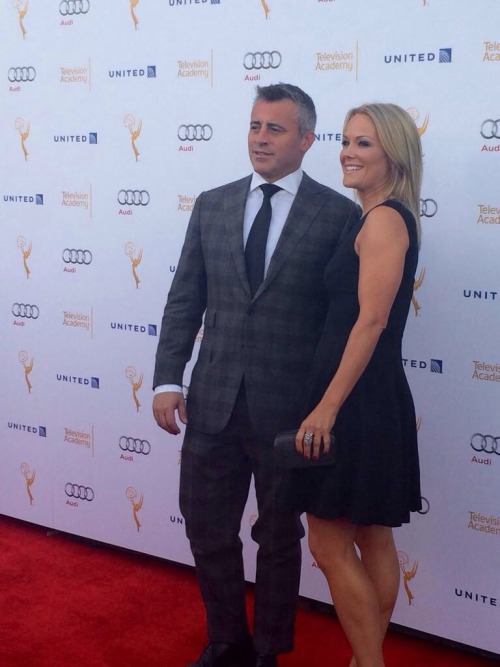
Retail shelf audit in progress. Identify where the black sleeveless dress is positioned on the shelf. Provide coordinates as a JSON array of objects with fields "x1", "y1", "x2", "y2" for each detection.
[{"x1": 286, "y1": 200, "x2": 421, "y2": 527}]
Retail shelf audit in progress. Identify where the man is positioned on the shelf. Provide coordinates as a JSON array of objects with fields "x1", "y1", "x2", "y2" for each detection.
[{"x1": 153, "y1": 83, "x2": 359, "y2": 667}]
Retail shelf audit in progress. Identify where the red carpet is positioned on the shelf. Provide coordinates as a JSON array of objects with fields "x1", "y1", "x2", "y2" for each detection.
[{"x1": 0, "y1": 514, "x2": 497, "y2": 667}]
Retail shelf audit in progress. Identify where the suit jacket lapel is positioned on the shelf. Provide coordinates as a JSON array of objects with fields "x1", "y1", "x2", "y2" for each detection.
[
  {"x1": 259, "y1": 173, "x2": 325, "y2": 292},
  {"x1": 223, "y1": 176, "x2": 252, "y2": 295}
]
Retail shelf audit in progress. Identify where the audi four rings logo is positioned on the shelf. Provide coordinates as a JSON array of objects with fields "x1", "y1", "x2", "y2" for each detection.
[
  {"x1": 119, "y1": 436, "x2": 151, "y2": 455},
  {"x1": 65, "y1": 483, "x2": 95, "y2": 501},
  {"x1": 470, "y1": 433, "x2": 500, "y2": 455},
  {"x1": 417, "y1": 497, "x2": 430, "y2": 515},
  {"x1": 177, "y1": 124, "x2": 213, "y2": 142},
  {"x1": 12, "y1": 303, "x2": 39, "y2": 319},
  {"x1": 420, "y1": 198, "x2": 438, "y2": 217},
  {"x1": 8, "y1": 67, "x2": 36, "y2": 83},
  {"x1": 60, "y1": 0, "x2": 90, "y2": 15},
  {"x1": 118, "y1": 190, "x2": 150, "y2": 206},
  {"x1": 243, "y1": 51, "x2": 282, "y2": 70},
  {"x1": 480, "y1": 120, "x2": 500, "y2": 140},
  {"x1": 62, "y1": 249, "x2": 92, "y2": 264}
]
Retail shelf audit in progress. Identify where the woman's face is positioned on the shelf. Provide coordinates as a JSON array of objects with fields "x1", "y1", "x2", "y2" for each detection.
[{"x1": 340, "y1": 113, "x2": 391, "y2": 203}]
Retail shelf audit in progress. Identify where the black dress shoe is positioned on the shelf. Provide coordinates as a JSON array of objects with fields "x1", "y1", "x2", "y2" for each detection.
[
  {"x1": 254, "y1": 656, "x2": 277, "y2": 667},
  {"x1": 186, "y1": 636, "x2": 254, "y2": 667}
]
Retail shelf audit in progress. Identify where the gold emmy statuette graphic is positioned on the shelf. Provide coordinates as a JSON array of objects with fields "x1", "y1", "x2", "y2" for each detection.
[
  {"x1": 398, "y1": 551, "x2": 418, "y2": 605},
  {"x1": 416, "y1": 416, "x2": 421, "y2": 432},
  {"x1": 15, "y1": 117, "x2": 30, "y2": 161},
  {"x1": 129, "y1": 0, "x2": 139, "y2": 30},
  {"x1": 406, "y1": 108, "x2": 429, "y2": 136},
  {"x1": 19, "y1": 350, "x2": 34, "y2": 393},
  {"x1": 126, "y1": 486, "x2": 143, "y2": 532},
  {"x1": 125, "y1": 241, "x2": 143, "y2": 289},
  {"x1": 260, "y1": 0, "x2": 270, "y2": 19},
  {"x1": 412, "y1": 267, "x2": 425, "y2": 316},
  {"x1": 21, "y1": 462, "x2": 35, "y2": 505},
  {"x1": 17, "y1": 235, "x2": 32, "y2": 278},
  {"x1": 124, "y1": 114, "x2": 142, "y2": 161},
  {"x1": 125, "y1": 365, "x2": 143, "y2": 412},
  {"x1": 13, "y1": 0, "x2": 28, "y2": 39}
]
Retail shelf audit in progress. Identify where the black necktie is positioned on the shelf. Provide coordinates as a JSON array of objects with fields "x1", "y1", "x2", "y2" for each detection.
[{"x1": 245, "y1": 183, "x2": 281, "y2": 296}]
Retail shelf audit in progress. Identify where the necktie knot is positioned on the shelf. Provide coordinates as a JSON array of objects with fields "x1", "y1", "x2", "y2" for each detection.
[{"x1": 260, "y1": 183, "x2": 282, "y2": 200}]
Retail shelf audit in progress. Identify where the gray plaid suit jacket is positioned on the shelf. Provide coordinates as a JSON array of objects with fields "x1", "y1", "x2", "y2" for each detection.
[{"x1": 154, "y1": 172, "x2": 359, "y2": 440}]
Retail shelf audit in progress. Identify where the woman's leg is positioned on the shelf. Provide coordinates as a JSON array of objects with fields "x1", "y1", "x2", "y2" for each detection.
[
  {"x1": 347, "y1": 525, "x2": 400, "y2": 667},
  {"x1": 307, "y1": 515, "x2": 385, "y2": 667}
]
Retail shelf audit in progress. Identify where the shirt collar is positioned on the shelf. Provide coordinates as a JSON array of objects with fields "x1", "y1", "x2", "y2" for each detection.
[{"x1": 250, "y1": 168, "x2": 303, "y2": 196}]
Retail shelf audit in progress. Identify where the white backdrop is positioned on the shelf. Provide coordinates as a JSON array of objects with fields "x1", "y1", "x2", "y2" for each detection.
[{"x1": 1, "y1": 0, "x2": 500, "y2": 656}]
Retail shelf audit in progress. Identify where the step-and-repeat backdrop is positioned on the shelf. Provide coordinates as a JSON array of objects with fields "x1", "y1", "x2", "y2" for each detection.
[{"x1": 1, "y1": 0, "x2": 499, "y2": 656}]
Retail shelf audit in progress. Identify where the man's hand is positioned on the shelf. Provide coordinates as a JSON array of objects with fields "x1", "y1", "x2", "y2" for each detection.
[{"x1": 152, "y1": 391, "x2": 187, "y2": 435}]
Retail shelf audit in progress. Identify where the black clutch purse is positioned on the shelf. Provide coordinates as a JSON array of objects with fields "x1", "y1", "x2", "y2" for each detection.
[{"x1": 274, "y1": 430, "x2": 337, "y2": 469}]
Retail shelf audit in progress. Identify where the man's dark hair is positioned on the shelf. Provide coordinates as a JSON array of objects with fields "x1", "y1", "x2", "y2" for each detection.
[{"x1": 254, "y1": 83, "x2": 317, "y2": 135}]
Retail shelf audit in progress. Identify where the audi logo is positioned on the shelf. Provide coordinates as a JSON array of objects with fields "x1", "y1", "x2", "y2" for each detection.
[
  {"x1": 480, "y1": 119, "x2": 500, "y2": 140},
  {"x1": 119, "y1": 436, "x2": 151, "y2": 455},
  {"x1": 12, "y1": 303, "x2": 39, "y2": 319},
  {"x1": 243, "y1": 51, "x2": 282, "y2": 70},
  {"x1": 117, "y1": 190, "x2": 150, "y2": 206},
  {"x1": 8, "y1": 66, "x2": 36, "y2": 83},
  {"x1": 417, "y1": 497, "x2": 430, "y2": 515},
  {"x1": 177, "y1": 124, "x2": 213, "y2": 142},
  {"x1": 59, "y1": 0, "x2": 90, "y2": 15},
  {"x1": 65, "y1": 483, "x2": 94, "y2": 501},
  {"x1": 470, "y1": 433, "x2": 500, "y2": 455},
  {"x1": 62, "y1": 249, "x2": 92, "y2": 265},
  {"x1": 419, "y1": 198, "x2": 438, "y2": 218}
]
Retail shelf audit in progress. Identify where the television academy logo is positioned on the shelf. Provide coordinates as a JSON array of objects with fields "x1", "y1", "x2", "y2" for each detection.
[
  {"x1": 17, "y1": 236, "x2": 32, "y2": 279},
  {"x1": 126, "y1": 486, "x2": 143, "y2": 532},
  {"x1": 3, "y1": 193, "x2": 44, "y2": 205},
  {"x1": 64, "y1": 427, "x2": 93, "y2": 450},
  {"x1": 124, "y1": 114, "x2": 142, "y2": 161},
  {"x1": 21, "y1": 463, "x2": 35, "y2": 505},
  {"x1": 109, "y1": 66, "x2": 156, "y2": 79},
  {"x1": 125, "y1": 366, "x2": 143, "y2": 412},
  {"x1": 477, "y1": 204, "x2": 500, "y2": 224},
  {"x1": 15, "y1": 117, "x2": 30, "y2": 161},
  {"x1": 411, "y1": 268, "x2": 425, "y2": 316},
  {"x1": 472, "y1": 360, "x2": 500, "y2": 383},
  {"x1": 259, "y1": 0, "x2": 270, "y2": 19},
  {"x1": 19, "y1": 350, "x2": 34, "y2": 393},
  {"x1": 129, "y1": 0, "x2": 140, "y2": 30},
  {"x1": 384, "y1": 47, "x2": 452, "y2": 64},
  {"x1": 398, "y1": 551, "x2": 418, "y2": 605},
  {"x1": 125, "y1": 242, "x2": 142, "y2": 288},
  {"x1": 13, "y1": 0, "x2": 28, "y2": 39}
]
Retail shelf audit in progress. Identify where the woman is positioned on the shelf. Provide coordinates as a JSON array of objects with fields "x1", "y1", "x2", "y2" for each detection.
[{"x1": 290, "y1": 103, "x2": 423, "y2": 667}]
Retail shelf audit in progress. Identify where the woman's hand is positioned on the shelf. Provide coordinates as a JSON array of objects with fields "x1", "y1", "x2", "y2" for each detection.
[{"x1": 295, "y1": 401, "x2": 337, "y2": 460}]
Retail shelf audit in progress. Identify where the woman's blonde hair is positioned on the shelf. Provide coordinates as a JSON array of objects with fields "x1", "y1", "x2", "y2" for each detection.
[{"x1": 343, "y1": 103, "x2": 423, "y2": 243}]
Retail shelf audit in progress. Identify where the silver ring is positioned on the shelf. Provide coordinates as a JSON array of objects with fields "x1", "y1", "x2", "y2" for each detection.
[{"x1": 303, "y1": 432, "x2": 314, "y2": 446}]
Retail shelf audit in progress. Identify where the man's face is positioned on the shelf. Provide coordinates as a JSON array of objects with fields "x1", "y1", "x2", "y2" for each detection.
[{"x1": 248, "y1": 99, "x2": 314, "y2": 182}]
